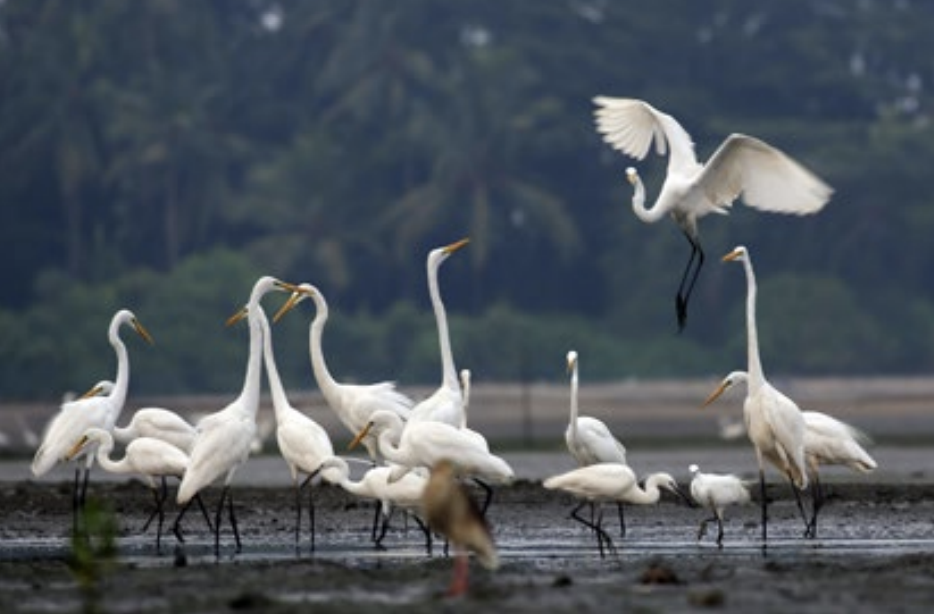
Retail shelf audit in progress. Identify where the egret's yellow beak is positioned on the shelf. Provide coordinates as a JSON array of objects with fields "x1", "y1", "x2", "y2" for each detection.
[
  {"x1": 702, "y1": 380, "x2": 731, "y2": 408},
  {"x1": 272, "y1": 290, "x2": 307, "y2": 324},
  {"x1": 132, "y1": 318, "x2": 155, "y2": 345},
  {"x1": 65, "y1": 435, "x2": 91, "y2": 462},
  {"x1": 722, "y1": 248, "x2": 743, "y2": 262},
  {"x1": 225, "y1": 306, "x2": 248, "y2": 327},
  {"x1": 348, "y1": 422, "x2": 374, "y2": 451},
  {"x1": 443, "y1": 238, "x2": 470, "y2": 255}
]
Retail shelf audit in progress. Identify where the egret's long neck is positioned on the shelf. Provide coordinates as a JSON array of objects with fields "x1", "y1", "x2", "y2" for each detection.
[
  {"x1": 308, "y1": 292, "x2": 339, "y2": 400},
  {"x1": 108, "y1": 321, "x2": 131, "y2": 416},
  {"x1": 569, "y1": 364, "x2": 580, "y2": 438},
  {"x1": 92, "y1": 433, "x2": 126, "y2": 475},
  {"x1": 259, "y1": 309, "x2": 290, "y2": 423},
  {"x1": 238, "y1": 304, "x2": 265, "y2": 417},
  {"x1": 375, "y1": 420, "x2": 406, "y2": 465},
  {"x1": 742, "y1": 257, "x2": 766, "y2": 389},
  {"x1": 630, "y1": 175, "x2": 667, "y2": 224},
  {"x1": 428, "y1": 258, "x2": 459, "y2": 390},
  {"x1": 627, "y1": 474, "x2": 665, "y2": 505}
]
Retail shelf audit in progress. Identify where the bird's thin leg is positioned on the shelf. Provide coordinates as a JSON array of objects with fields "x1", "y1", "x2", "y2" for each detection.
[
  {"x1": 306, "y1": 474, "x2": 317, "y2": 553},
  {"x1": 571, "y1": 502, "x2": 615, "y2": 559},
  {"x1": 758, "y1": 468, "x2": 768, "y2": 548},
  {"x1": 806, "y1": 474, "x2": 824, "y2": 539},
  {"x1": 675, "y1": 233, "x2": 704, "y2": 332},
  {"x1": 617, "y1": 503, "x2": 626, "y2": 538},
  {"x1": 226, "y1": 488, "x2": 241, "y2": 554},
  {"x1": 173, "y1": 498, "x2": 193, "y2": 544},
  {"x1": 155, "y1": 477, "x2": 169, "y2": 554},
  {"x1": 293, "y1": 480, "x2": 303, "y2": 553},
  {"x1": 715, "y1": 512, "x2": 725, "y2": 549},
  {"x1": 370, "y1": 503, "x2": 383, "y2": 543},
  {"x1": 374, "y1": 508, "x2": 393, "y2": 550},
  {"x1": 474, "y1": 478, "x2": 493, "y2": 516},
  {"x1": 195, "y1": 494, "x2": 213, "y2": 533},
  {"x1": 786, "y1": 473, "x2": 810, "y2": 537},
  {"x1": 413, "y1": 515, "x2": 432, "y2": 555},
  {"x1": 696, "y1": 517, "x2": 710, "y2": 542}
]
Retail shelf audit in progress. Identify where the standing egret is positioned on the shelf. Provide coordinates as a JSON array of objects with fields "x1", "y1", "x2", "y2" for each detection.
[
  {"x1": 260, "y1": 305, "x2": 334, "y2": 552},
  {"x1": 564, "y1": 350, "x2": 629, "y2": 535},
  {"x1": 688, "y1": 463, "x2": 751, "y2": 548},
  {"x1": 592, "y1": 97, "x2": 832, "y2": 330},
  {"x1": 422, "y1": 459, "x2": 498, "y2": 597},
  {"x1": 705, "y1": 370, "x2": 877, "y2": 537},
  {"x1": 273, "y1": 283, "x2": 413, "y2": 461},
  {"x1": 174, "y1": 276, "x2": 295, "y2": 557},
  {"x1": 350, "y1": 410, "x2": 514, "y2": 514},
  {"x1": 712, "y1": 246, "x2": 809, "y2": 545},
  {"x1": 32, "y1": 309, "x2": 153, "y2": 529},
  {"x1": 66, "y1": 427, "x2": 209, "y2": 553},
  {"x1": 408, "y1": 238, "x2": 470, "y2": 427},
  {"x1": 318, "y1": 456, "x2": 430, "y2": 552},
  {"x1": 113, "y1": 407, "x2": 197, "y2": 454},
  {"x1": 543, "y1": 463, "x2": 686, "y2": 558}
]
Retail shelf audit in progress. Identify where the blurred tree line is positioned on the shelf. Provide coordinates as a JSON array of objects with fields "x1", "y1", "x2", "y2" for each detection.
[{"x1": 2, "y1": 0, "x2": 934, "y2": 400}]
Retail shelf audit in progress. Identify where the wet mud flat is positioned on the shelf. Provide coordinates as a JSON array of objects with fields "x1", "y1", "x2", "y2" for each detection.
[{"x1": 2, "y1": 478, "x2": 934, "y2": 613}]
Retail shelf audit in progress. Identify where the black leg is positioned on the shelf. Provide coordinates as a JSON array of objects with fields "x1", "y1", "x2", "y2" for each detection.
[
  {"x1": 227, "y1": 488, "x2": 241, "y2": 554},
  {"x1": 374, "y1": 507, "x2": 393, "y2": 550},
  {"x1": 413, "y1": 514, "x2": 432, "y2": 555},
  {"x1": 195, "y1": 494, "x2": 213, "y2": 533},
  {"x1": 173, "y1": 498, "x2": 193, "y2": 544},
  {"x1": 716, "y1": 513, "x2": 725, "y2": 549},
  {"x1": 293, "y1": 480, "x2": 303, "y2": 552},
  {"x1": 154, "y1": 477, "x2": 169, "y2": 554},
  {"x1": 675, "y1": 233, "x2": 704, "y2": 332},
  {"x1": 617, "y1": 503, "x2": 626, "y2": 538},
  {"x1": 213, "y1": 487, "x2": 227, "y2": 558},
  {"x1": 759, "y1": 468, "x2": 768, "y2": 548},
  {"x1": 787, "y1": 473, "x2": 810, "y2": 538},
  {"x1": 72, "y1": 467, "x2": 82, "y2": 535},
  {"x1": 474, "y1": 478, "x2": 493, "y2": 516},
  {"x1": 570, "y1": 501, "x2": 616, "y2": 559},
  {"x1": 306, "y1": 477, "x2": 316, "y2": 552},
  {"x1": 807, "y1": 473, "x2": 824, "y2": 539}
]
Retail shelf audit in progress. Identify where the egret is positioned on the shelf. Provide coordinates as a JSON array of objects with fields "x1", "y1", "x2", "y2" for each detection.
[
  {"x1": 688, "y1": 463, "x2": 751, "y2": 548},
  {"x1": 350, "y1": 410, "x2": 514, "y2": 514},
  {"x1": 592, "y1": 97, "x2": 832, "y2": 330},
  {"x1": 709, "y1": 245, "x2": 809, "y2": 545},
  {"x1": 422, "y1": 459, "x2": 498, "y2": 597},
  {"x1": 66, "y1": 427, "x2": 209, "y2": 553},
  {"x1": 273, "y1": 283, "x2": 413, "y2": 461},
  {"x1": 32, "y1": 309, "x2": 153, "y2": 529},
  {"x1": 454, "y1": 368, "x2": 491, "y2": 453},
  {"x1": 113, "y1": 408, "x2": 197, "y2": 454},
  {"x1": 705, "y1": 370, "x2": 877, "y2": 537},
  {"x1": 408, "y1": 238, "x2": 470, "y2": 427},
  {"x1": 174, "y1": 276, "x2": 295, "y2": 557},
  {"x1": 318, "y1": 456, "x2": 430, "y2": 552},
  {"x1": 564, "y1": 350, "x2": 628, "y2": 535},
  {"x1": 543, "y1": 462, "x2": 685, "y2": 558},
  {"x1": 260, "y1": 304, "x2": 334, "y2": 552}
]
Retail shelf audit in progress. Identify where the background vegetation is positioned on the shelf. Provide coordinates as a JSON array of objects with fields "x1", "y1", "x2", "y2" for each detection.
[{"x1": 2, "y1": 0, "x2": 934, "y2": 400}]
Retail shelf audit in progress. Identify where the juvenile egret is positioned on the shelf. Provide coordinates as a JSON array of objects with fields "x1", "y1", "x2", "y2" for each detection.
[
  {"x1": 711, "y1": 245, "x2": 809, "y2": 545},
  {"x1": 543, "y1": 463, "x2": 685, "y2": 558},
  {"x1": 408, "y1": 238, "x2": 470, "y2": 427},
  {"x1": 32, "y1": 309, "x2": 153, "y2": 528},
  {"x1": 174, "y1": 276, "x2": 295, "y2": 557},
  {"x1": 592, "y1": 97, "x2": 832, "y2": 330},
  {"x1": 688, "y1": 463, "x2": 751, "y2": 548},
  {"x1": 705, "y1": 370, "x2": 877, "y2": 537},
  {"x1": 422, "y1": 459, "x2": 498, "y2": 597},
  {"x1": 113, "y1": 407, "x2": 197, "y2": 454},
  {"x1": 66, "y1": 427, "x2": 208, "y2": 553},
  {"x1": 318, "y1": 456, "x2": 430, "y2": 551},
  {"x1": 350, "y1": 410, "x2": 514, "y2": 514},
  {"x1": 564, "y1": 350, "x2": 628, "y2": 535},
  {"x1": 273, "y1": 283, "x2": 413, "y2": 461},
  {"x1": 260, "y1": 305, "x2": 334, "y2": 552}
]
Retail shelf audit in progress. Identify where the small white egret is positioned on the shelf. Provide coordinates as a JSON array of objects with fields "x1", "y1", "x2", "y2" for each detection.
[
  {"x1": 260, "y1": 305, "x2": 334, "y2": 552},
  {"x1": 273, "y1": 283, "x2": 413, "y2": 461},
  {"x1": 350, "y1": 410, "x2": 514, "y2": 515},
  {"x1": 174, "y1": 276, "x2": 296, "y2": 557},
  {"x1": 709, "y1": 246, "x2": 810, "y2": 545},
  {"x1": 32, "y1": 310, "x2": 153, "y2": 529},
  {"x1": 408, "y1": 238, "x2": 470, "y2": 427},
  {"x1": 422, "y1": 459, "x2": 498, "y2": 597},
  {"x1": 543, "y1": 463, "x2": 686, "y2": 558},
  {"x1": 688, "y1": 463, "x2": 751, "y2": 548},
  {"x1": 592, "y1": 97, "x2": 832, "y2": 330}
]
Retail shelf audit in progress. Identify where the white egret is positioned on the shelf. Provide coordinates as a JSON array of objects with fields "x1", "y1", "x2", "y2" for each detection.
[
  {"x1": 710, "y1": 245, "x2": 809, "y2": 545},
  {"x1": 318, "y1": 456, "x2": 430, "y2": 552},
  {"x1": 564, "y1": 350, "x2": 629, "y2": 535},
  {"x1": 422, "y1": 459, "x2": 498, "y2": 597},
  {"x1": 688, "y1": 463, "x2": 751, "y2": 548},
  {"x1": 174, "y1": 276, "x2": 296, "y2": 557},
  {"x1": 705, "y1": 370, "x2": 877, "y2": 537},
  {"x1": 113, "y1": 408, "x2": 197, "y2": 454},
  {"x1": 260, "y1": 305, "x2": 334, "y2": 552},
  {"x1": 408, "y1": 238, "x2": 470, "y2": 427},
  {"x1": 592, "y1": 97, "x2": 832, "y2": 330},
  {"x1": 32, "y1": 309, "x2": 153, "y2": 528},
  {"x1": 350, "y1": 410, "x2": 514, "y2": 514},
  {"x1": 543, "y1": 463, "x2": 686, "y2": 558},
  {"x1": 66, "y1": 427, "x2": 209, "y2": 553},
  {"x1": 273, "y1": 283, "x2": 413, "y2": 461}
]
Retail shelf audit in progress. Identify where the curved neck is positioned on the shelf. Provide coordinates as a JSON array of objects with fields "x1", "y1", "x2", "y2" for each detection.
[
  {"x1": 428, "y1": 257, "x2": 459, "y2": 390},
  {"x1": 569, "y1": 363, "x2": 579, "y2": 437},
  {"x1": 237, "y1": 303, "x2": 264, "y2": 415},
  {"x1": 308, "y1": 292, "x2": 338, "y2": 398},
  {"x1": 108, "y1": 320, "x2": 131, "y2": 412},
  {"x1": 375, "y1": 418, "x2": 406, "y2": 465},
  {"x1": 259, "y1": 309, "x2": 290, "y2": 422},
  {"x1": 630, "y1": 175, "x2": 667, "y2": 224},
  {"x1": 92, "y1": 433, "x2": 127, "y2": 475},
  {"x1": 628, "y1": 474, "x2": 665, "y2": 504},
  {"x1": 741, "y1": 257, "x2": 766, "y2": 388}
]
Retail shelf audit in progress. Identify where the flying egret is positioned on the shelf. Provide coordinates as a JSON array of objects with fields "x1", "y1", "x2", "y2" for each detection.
[
  {"x1": 113, "y1": 407, "x2": 197, "y2": 454},
  {"x1": 318, "y1": 456, "x2": 430, "y2": 552},
  {"x1": 592, "y1": 96, "x2": 832, "y2": 330},
  {"x1": 32, "y1": 309, "x2": 153, "y2": 530},
  {"x1": 422, "y1": 459, "x2": 498, "y2": 597},
  {"x1": 273, "y1": 283, "x2": 413, "y2": 461},
  {"x1": 174, "y1": 276, "x2": 296, "y2": 557},
  {"x1": 710, "y1": 245, "x2": 809, "y2": 545},
  {"x1": 260, "y1": 305, "x2": 334, "y2": 552},
  {"x1": 408, "y1": 238, "x2": 470, "y2": 427},
  {"x1": 350, "y1": 410, "x2": 514, "y2": 515},
  {"x1": 705, "y1": 370, "x2": 877, "y2": 537},
  {"x1": 564, "y1": 350, "x2": 629, "y2": 535},
  {"x1": 66, "y1": 427, "x2": 209, "y2": 553},
  {"x1": 543, "y1": 462, "x2": 686, "y2": 558},
  {"x1": 688, "y1": 463, "x2": 751, "y2": 548}
]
